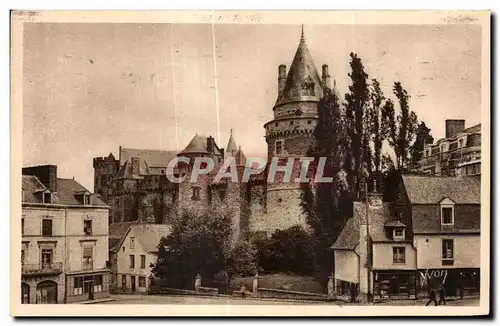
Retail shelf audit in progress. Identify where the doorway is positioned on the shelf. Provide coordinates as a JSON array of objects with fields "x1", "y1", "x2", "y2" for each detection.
[
  {"x1": 131, "y1": 275, "x2": 136, "y2": 292},
  {"x1": 36, "y1": 280, "x2": 57, "y2": 304},
  {"x1": 84, "y1": 280, "x2": 94, "y2": 301}
]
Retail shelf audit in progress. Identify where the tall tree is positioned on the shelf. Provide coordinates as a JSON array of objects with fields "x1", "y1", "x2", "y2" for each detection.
[
  {"x1": 410, "y1": 121, "x2": 434, "y2": 166},
  {"x1": 368, "y1": 79, "x2": 386, "y2": 177},
  {"x1": 381, "y1": 82, "x2": 418, "y2": 171},
  {"x1": 344, "y1": 52, "x2": 370, "y2": 199},
  {"x1": 300, "y1": 86, "x2": 347, "y2": 284}
]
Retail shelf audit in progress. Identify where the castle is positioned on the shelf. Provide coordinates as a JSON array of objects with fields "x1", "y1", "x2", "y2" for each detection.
[{"x1": 94, "y1": 28, "x2": 335, "y2": 243}]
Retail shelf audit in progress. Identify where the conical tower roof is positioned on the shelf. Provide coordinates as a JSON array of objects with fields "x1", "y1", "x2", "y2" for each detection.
[
  {"x1": 226, "y1": 129, "x2": 238, "y2": 156},
  {"x1": 275, "y1": 26, "x2": 323, "y2": 107}
]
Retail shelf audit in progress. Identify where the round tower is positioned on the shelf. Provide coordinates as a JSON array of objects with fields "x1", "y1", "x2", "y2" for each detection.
[{"x1": 256, "y1": 26, "x2": 333, "y2": 236}]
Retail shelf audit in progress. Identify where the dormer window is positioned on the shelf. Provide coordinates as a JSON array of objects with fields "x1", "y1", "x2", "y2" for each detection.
[
  {"x1": 393, "y1": 228, "x2": 405, "y2": 240},
  {"x1": 440, "y1": 198, "x2": 455, "y2": 225},
  {"x1": 440, "y1": 141, "x2": 449, "y2": 153},
  {"x1": 302, "y1": 76, "x2": 315, "y2": 96},
  {"x1": 43, "y1": 191, "x2": 52, "y2": 204},
  {"x1": 84, "y1": 194, "x2": 91, "y2": 205}
]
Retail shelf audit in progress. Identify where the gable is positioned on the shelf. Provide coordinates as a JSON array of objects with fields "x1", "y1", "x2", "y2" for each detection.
[{"x1": 439, "y1": 197, "x2": 455, "y2": 205}]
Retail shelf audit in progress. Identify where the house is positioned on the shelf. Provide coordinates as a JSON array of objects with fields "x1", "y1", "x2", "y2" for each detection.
[
  {"x1": 395, "y1": 175, "x2": 481, "y2": 297},
  {"x1": 22, "y1": 165, "x2": 111, "y2": 304},
  {"x1": 332, "y1": 175, "x2": 481, "y2": 302},
  {"x1": 110, "y1": 224, "x2": 171, "y2": 293},
  {"x1": 417, "y1": 120, "x2": 481, "y2": 177}
]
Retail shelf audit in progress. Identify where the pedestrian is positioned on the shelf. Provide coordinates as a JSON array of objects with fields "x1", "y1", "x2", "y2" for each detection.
[
  {"x1": 240, "y1": 285, "x2": 247, "y2": 299},
  {"x1": 425, "y1": 287, "x2": 438, "y2": 306},
  {"x1": 438, "y1": 284, "x2": 447, "y2": 305}
]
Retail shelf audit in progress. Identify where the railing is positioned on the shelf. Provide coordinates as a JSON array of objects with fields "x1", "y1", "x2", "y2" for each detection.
[
  {"x1": 22, "y1": 262, "x2": 63, "y2": 275},
  {"x1": 82, "y1": 259, "x2": 94, "y2": 271}
]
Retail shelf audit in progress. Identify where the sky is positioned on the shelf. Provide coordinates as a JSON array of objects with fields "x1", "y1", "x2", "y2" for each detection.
[{"x1": 22, "y1": 23, "x2": 482, "y2": 191}]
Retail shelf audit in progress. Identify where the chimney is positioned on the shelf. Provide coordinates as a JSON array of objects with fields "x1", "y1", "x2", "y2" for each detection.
[
  {"x1": 22, "y1": 165, "x2": 58, "y2": 192},
  {"x1": 207, "y1": 136, "x2": 215, "y2": 153},
  {"x1": 322, "y1": 64, "x2": 331, "y2": 89},
  {"x1": 131, "y1": 157, "x2": 140, "y2": 176},
  {"x1": 445, "y1": 119, "x2": 465, "y2": 138},
  {"x1": 278, "y1": 65, "x2": 287, "y2": 96}
]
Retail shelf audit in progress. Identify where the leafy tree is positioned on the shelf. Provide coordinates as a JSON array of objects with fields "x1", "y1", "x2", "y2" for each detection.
[
  {"x1": 255, "y1": 226, "x2": 315, "y2": 275},
  {"x1": 381, "y1": 82, "x2": 418, "y2": 171},
  {"x1": 410, "y1": 121, "x2": 434, "y2": 166},
  {"x1": 151, "y1": 206, "x2": 232, "y2": 289},
  {"x1": 228, "y1": 240, "x2": 258, "y2": 277}
]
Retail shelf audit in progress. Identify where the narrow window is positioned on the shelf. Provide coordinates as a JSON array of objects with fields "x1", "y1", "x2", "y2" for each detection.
[
  {"x1": 140, "y1": 255, "x2": 146, "y2": 269},
  {"x1": 84, "y1": 220, "x2": 92, "y2": 235},
  {"x1": 42, "y1": 219, "x2": 52, "y2": 236},
  {"x1": 192, "y1": 187, "x2": 201, "y2": 201},
  {"x1": 275, "y1": 141, "x2": 283, "y2": 155},
  {"x1": 441, "y1": 207, "x2": 453, "y2": 225},
  {"x1": 129, "y1": 254, "x2": 135, "y2": 268},
  {"x1": 130, "y1": 237, "x2": 135, "y2": 250}
]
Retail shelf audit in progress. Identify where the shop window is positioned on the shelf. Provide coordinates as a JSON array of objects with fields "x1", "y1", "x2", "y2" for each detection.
[
  {"x1": 74, "y1": 277, "x2": 84, "y2": 295},
  {"x1": 94, "y1": 274, "x2": 103, "y2": 293},
  {"x1": 392, "y1": 247, "x2": 406, "y2": 264}
]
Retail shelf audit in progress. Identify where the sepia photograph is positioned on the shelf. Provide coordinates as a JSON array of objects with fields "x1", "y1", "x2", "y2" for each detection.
[{"x1": 10, "y1": 10, "x2": 490, "y2": 316}]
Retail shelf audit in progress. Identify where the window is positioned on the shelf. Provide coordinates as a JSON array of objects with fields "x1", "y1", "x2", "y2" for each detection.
[
  {"x1": 275, "y1": 122, "x2": 278, "y2": 127},
  {"x1": 219, "y1": 190, "x2": 226, "y2": 202},
  {"x1": 74, "y1": 277, "x2": 83, "y2": 295},
  {"x1": 122, "y1": 246, "x2": 125, "y2": 252},
  {"x1": 290, "y1": 121, "x2": 294, "y2": 125},
  {"x1": 130, "y1": 237, "x2": 135, "y2": 250},
  {"x1": 84, "y1": 220, "x2": 92, "y2": 235},
  {"x1": 129, "y1": 255, "x2": 135, "y2": 268},
  {"x1": 191, "y1": 187, "x2": 200, "y2": 201},
  {"x1": 139, "y1": 276, "x2": 146, "y2": 288},
  {"x1": 82, "y1": 244, "x2": 93, "y2": 270},
  {"x1": 94, "y1": 274, "x2": 103, "y2": 293},
  {"x1": 302, "y1": 76, "x2": 316, "y2": 96},
  {"x1": 308, "y1": 120, "x2": 312, "y2": 124},
  {"x1": 442, "y1": 239, "x2": 453, "y2": 265},
  {"x1": 21, "y1": 218, "x2": 24, "y2": 235},
  {"x1": 83, "y1": 195, "x2": 91, "y2": 205},
  {"x1": 441, "y1": 207, "x2": 454, "y2": 225},
  {"x1": 42, "y1": 219, "x2": 52, "y2": 236},
  {"x1": 121, "y1": 275, "x2": 127, "y2": 289},
  {"x1": 41, "y1": 249, "x2": 53, "y2": 267},
  {"x1": 393, "y1": 228, "x2": 405, "y2": 240},
  {"x1": 43, "y1": 192, "x2": 51, "y2": 204},
  {"x1": 140, "y1": 255, "x2": 146, "y2": 269},
  {"x1": 275, "y1": 141, "x2": 283, "y2": 155},
  {"x1": 392, "y1": 247, "x2": 406, "y2": 264},
  {"x1": 21, "y1": 250, "x2": 25, "y2": 266}
]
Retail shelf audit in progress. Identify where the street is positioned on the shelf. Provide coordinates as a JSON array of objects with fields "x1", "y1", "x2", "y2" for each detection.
[{"x1": 104, "y1": 294, "x2": 479, "y2": 306}]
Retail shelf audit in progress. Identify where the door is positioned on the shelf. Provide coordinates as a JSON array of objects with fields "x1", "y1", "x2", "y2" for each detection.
[
  {"x1": 36, "y1": 280, "x2": 57, "y2": 304},
  {"x1": 131, "y1": 275, "x2": 136, "y2": 292},
  {"x1": 84, "y1": 281, "x2": 94, "y2": 301}
]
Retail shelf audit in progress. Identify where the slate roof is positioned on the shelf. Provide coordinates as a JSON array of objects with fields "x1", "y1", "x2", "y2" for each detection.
[
  {"x1": 119, "y1": 147, "x2": 177, "y2": 168},
  {"x1": 109, "y1": 221, "x2": 139, "y2": 240},
  {"x1": 226, "y1": 131, "x2": 238, "y2": 156},
  {"x1": 463, "y1": 123, "x2": 481, "y2": 134},
  {"x1": 275, "y1": 31, "x2": 323, "y2": 107},
  {"x1": 113, "y1": 224, "x2": 172, "y2": 253},
  {"x1": 109, "y1": 238, "x2": 121, "y2": 252},
  {"x1": 22, "y1": 175, "x2": 107, "y2": 207},
  {"x1": 385, "y1": 220, "x2": 407, "y2": 228},
  {"x1": 402, "y1": 175, "x2": 480, "y2": 204},
  {"x1": 22, "y1": 175, "x2": 47, "y2": 203},
  {"x1": 331, "y1": 217, "x2": 359, "y2": 250},
  {"x1": 114, "y1": 159, "x2": 150, "y2": 179},
  {"x1": 178, "y1": 134, "x2": 223, "y2": 156}
]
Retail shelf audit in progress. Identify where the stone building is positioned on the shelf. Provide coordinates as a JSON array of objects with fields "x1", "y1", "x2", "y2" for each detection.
[
  {"x1": 97, "y1": 29, "x2": 335, "y2": 248},
  {"x1": 22, "y1": 165, "x2": 111, "y2": 304},
  {"x1": 417, "y1": 120, "x2": 481, "y2": 177},
  {"x1": 332, "y1": 175, "x2": 480, "y2": 302}
]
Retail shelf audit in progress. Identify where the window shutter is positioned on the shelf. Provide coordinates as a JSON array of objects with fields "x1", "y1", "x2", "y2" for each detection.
[{"x1": 83, "y1": 246, "x2": 93, "y2": 258}]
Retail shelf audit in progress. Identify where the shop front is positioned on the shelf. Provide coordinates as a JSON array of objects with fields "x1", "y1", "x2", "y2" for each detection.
[
  {"x1": 373, "y1": 270, "x2": 417, "y2": 301},
  {"x1": 65, "y1": 271, "x2": 110, "y2": 303},
  {"x1": 417, "y1": 268, "x2": 480, "y2": 297}
]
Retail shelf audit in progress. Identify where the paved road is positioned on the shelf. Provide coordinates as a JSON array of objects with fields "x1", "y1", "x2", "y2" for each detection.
[{"x1": 105, "y1": 294, "x2": 479, "y2": 306}]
